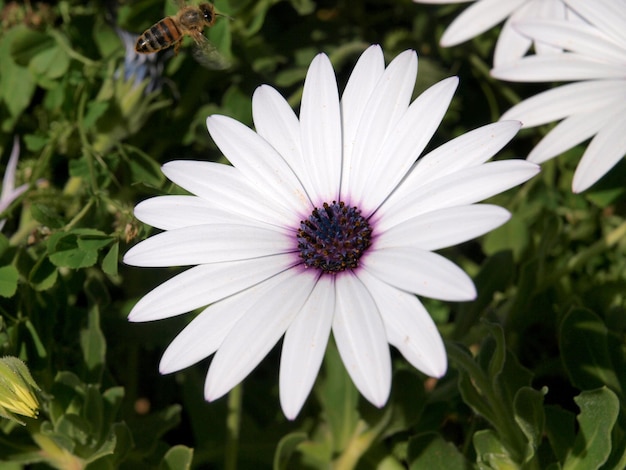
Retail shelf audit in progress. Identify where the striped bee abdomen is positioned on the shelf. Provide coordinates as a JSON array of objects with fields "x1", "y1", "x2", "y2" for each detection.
[{"x1": 135, "y1": 17, "x2": 182, "y2": 54}]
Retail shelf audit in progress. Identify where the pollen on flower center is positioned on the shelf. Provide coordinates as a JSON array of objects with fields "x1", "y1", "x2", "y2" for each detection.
[{"x1": 297, "y1": 201, "x2": 372, "y2": 274}]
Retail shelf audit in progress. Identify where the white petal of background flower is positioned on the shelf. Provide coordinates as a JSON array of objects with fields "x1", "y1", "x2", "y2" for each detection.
[
  {"x1": 513, "y1": 20, "x2": 626, "y2": 64},
  {"x1": 128, "y1": 253, "x2": 296, "y2": 322},
  {"x1": 0, "y1": 137, "x2": 29, "y2": 231},
  {"x1": 376, "y1": 204, "x2": 510, "y2": 251},
  {"x1": 494, "y1": 0, "x2": 567, "y2": 66},
  {"x1": 162, "y1": 161, "x2": 294, "y2": 227},
  {"x1": 362, "y1": 247, "x2": 476, "y2": 301},
  {"x1": 332, "y1": 273, "x2": 391, "y2": 407},
  {"x1": 573, "y1": 113, "x2": 626, "y2": 193},
  {"x1": 359, "y1": 77, "x2": 459, "y2": 213},
  {"x1": 342, "y1": 50, "x2": 417, "y2": 202},
  {"x1": 205, "y1": 269, "x2": 318, "y2": 402},
  {"x1": 527, "y1": 110, "x2": 619, "y2": 164},
  {"x1": 123, "y1": 223, "x2": 293, "y2": 267},
  {"x1": 438, "y1": 0, "x2": 524, "y2": 47},
  {"x1": 300, "y1": 54, "x2": 342, "y2": 203},
  {"x1": 491, "y1": 54, "x2": 626, "y2": 82},
  {"x1": 341, "y1": 45, "x2": 385, "y2": 193},
  {"x1": 499, "y1": 81, "x2": 624, "y2": 127},
  {"x1": 565, "y1": 0, "x2": 626, "y2": 48},
  {"x1": 358, "y1": 270, "x2": 447, "y2": 377},
  {"x1": 280, "y1": 275, "x2": 334, "y2": 419}
]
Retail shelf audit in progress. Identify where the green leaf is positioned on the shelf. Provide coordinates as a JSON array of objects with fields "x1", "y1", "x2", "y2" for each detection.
[
  {"x1": 126, "y1": 148, "x2": 167, "y2": 189},
  {"x1": 130, "y1": 405, "x2": 182, "y2": 451},
  {"x1": 479, "y1": 321, "x2": 506, "y2": 381},
  {"x1": 80, "y1": 307, "x2": 106, "y2": 383},
  {"x1": 473, "y1": 429, "x2": 518, "y2": 470},
  {"x1": 0, "y1": 234, "x2": 9, "y2": 257},
  {"x1": 453, "y1": 251, "x2": 514, "y2": 337},
  {"x1": 0, "y1": 30, "x2": 37, "y2": 118},
  {"x1": 48, "y1": 232, "x2": 97, "y2": 268},
  {"x1": 408, "y1": 432, "x2": 470, "y2": 470},
  {"x1": 29, "y1": 43, "x2": 70, "y2": 84},
  {"x1": 109, "y1": 423, "x2": 133, "y2": 465},
  {"x1": 30, "y1": 203, "x2": 65, "y2": 229},
  {"x1": 9, "y1": 28, "x2": 55, "y2": 65},
  {"x1": 159, "y1": 445, "x2": 194, "y2": 470},
  {"x1": 559, "y1": 308, "x2": 623, "y2": 394},
  {"x1": 274, "y1": 432, "x2": 308, "y2": 470},
  {"x1": 563, "y1": 388, "x2": 619, "y2": 470},
  {"x1": 317, "y1": 339, "x2": 360, "y2": 453},
  {"x1": 48, "y1": 229, "x2": 114, "y2": 269},
  {"x1": 545, "y1": 405, "x2": 576, "y2": 464},
  {"x1": 28, "y1": 256, "x2": 58, "y2": 291},
  {"x1": 0, "y1": 264, "x2": 19, "y2": 297},
  {"x1": 513, "y1": 386, "x2": 546, "y2": 464},
  {"x1": 101, "y1": 243, "x2": 119, "y2": 276}
]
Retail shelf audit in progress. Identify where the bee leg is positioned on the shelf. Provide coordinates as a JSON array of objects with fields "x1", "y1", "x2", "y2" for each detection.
[{"x1": 174, "y1": 41, "x2": 181, "y2": 56}]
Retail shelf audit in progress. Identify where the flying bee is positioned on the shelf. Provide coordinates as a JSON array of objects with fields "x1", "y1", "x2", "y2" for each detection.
[{"x1": 135, "y1": 1, "x2": 227, "y2": 68}]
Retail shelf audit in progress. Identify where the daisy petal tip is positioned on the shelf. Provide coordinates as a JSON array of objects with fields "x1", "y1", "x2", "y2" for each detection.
[{"x1": 280, "y1": 398, "x2": 304, "y2": 421}]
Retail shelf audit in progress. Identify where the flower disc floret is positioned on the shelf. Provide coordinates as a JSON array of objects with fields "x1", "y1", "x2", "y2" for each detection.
[{"x1": 297, "y1": 201, "x2": 372, "y2": 273}]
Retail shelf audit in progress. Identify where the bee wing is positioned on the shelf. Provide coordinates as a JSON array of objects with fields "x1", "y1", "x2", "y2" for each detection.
[{"x1": 191, "y1": 33, "x2": 230, "y2": 70}]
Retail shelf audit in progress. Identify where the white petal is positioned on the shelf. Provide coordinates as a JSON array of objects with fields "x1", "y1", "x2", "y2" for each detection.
[
  {"x1": 205, "y1": 269, "x2": 318, "y2": 401},
  {"x1": 360, "y1": 77, "x2": 459, "y2": 213},
  {"x1": 439, "y1": 0, "x2": 524, "y2": 47},
  {"x1": 513, "y1": 20, "x2": 626, "y2": 64},
  {"x1": 362, "y1": 246, "x2": 476, "y2": 301},
  {"x1": 414, "y1": 0, "x2": 474, "y2": 3},
  {"x1": 573, "y1": 113, "x2": 626, "y2": 193},
  {"x1": 357, "y1": 270, "x2": 447, "y2": 377},
  {"x1": 2, "y1": 136, "x2": 20, "y2": 196},
  {"x1": 565, "y1": 0, "x2": 626, "y2": 49},
  {"x1": 342, "y1": 50, "x2": 417, "y2": 199},
  {"x1": 341, "y1": 45, "x2": 385, "y2": 194},
  {"x1": 128, "y1": 253, "x2": 295, "y2": 322},
  {"x1": 279, "y1": 275, "x2": 334, "y2": 419},
  {"x1": 391, "y1": 121, "x2": 521, "y2": 198},
  {"x1": 377, "y1": 160, "x2": 539, "y2": 232},
  {"x1": 207, "y1": 115, "x2": 311, "y2": 215},
  {"x1": 300, "y1": 54, "x2": 342, "y2": 202},
  {"x1": 252, "y1": 85, "x2": 314, "y2": 197},
  {"x1": 500, "y1": 80, "x2": 626, "y2": 127},
  {"x1": 527, "y1": 112, "x2": 611, "y2": 164},
  {"x1": 332, "y1": 273, "x2": 391, "y2": 407},
  {"x1": 493, "y1": 0, "x2": 569, "y2": 66},
  {"x1": 494, "y1": 14, "x2": 532, "y2": 67},
  {"x1": 376, "y1": 204, "x2": 510, "y2": 251},
  {"x1": 162, "y1": 161, "x2": 293, "y2": 226},
  {"x1": 491, "y1": 54, "x2": 626, "y2": 82},
  {"x1": 134, "y1": 195, "x2": 257, "y2": 230},
  {"x1": 123, "y1": 223, "x2": 293, "y2": 267},
  {"x1": 159, "y1": 268, "x2": 301, "y2": 374}
]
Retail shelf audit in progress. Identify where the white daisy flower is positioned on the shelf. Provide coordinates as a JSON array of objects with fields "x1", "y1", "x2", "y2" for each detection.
[
  {"x1": 491, "y1": 0, "x2": 626, "y2": 193},
  {"x1": 413, "y1": 0, "x2": 583, "y2": 66},
  {"x1": 1, "y1": 137, "x2": 29, "y2": 232},
  {"x1": 124, "y1": 45, "x2": 539, "y2": 419}
]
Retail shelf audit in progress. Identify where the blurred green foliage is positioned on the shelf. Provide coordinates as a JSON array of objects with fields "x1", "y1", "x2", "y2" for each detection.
[{"x1": 0, "y1": 0, "x2": 625, "y2": 468}]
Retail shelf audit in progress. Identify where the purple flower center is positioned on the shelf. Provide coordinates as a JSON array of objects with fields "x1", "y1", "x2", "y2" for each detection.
[{"x1": 297, "y1": 201, "x2": 372, "y2": 273}]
